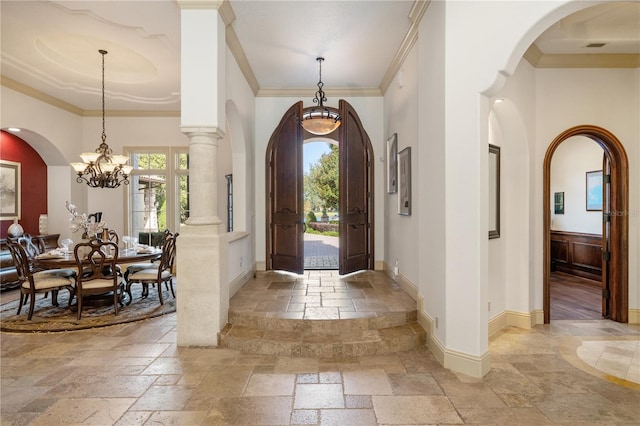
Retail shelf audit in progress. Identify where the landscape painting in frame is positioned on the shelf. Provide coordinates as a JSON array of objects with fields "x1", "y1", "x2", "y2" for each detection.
[
  {"x1": 386, "y1": 133, "x2": 398, "y2": 193},
  {"x1": 586, "y1": 170, "x2": 603, "y2": 211},
  {"x1": 0, "y1": 160, "x2": 20, "y2": 218},
  {"x1": 398, "y1": 147, "x2": 411, "y2": 215}
]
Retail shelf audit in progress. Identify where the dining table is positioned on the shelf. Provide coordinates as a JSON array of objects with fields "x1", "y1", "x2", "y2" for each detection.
[
  {"x1": 32, "y1": 246, "x2": 162, "y2": 269},
  {"x1": 32, "y1": 246, "x2": 162, "y2": 306}
]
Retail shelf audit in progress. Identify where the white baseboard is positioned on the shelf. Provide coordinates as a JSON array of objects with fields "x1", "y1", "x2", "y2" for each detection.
[
  {"x1": 629, "y1": 309, "x2": 640, "y2": 324},
  {"x1": 488, "y1": 310, "x2": 543, "y2": 337},
  {"x1": 424, "y1": 325, "x2": 490, "y2": 378},
  {"x1": 229, "y1": 268, "x2": 254, "y2": 297}
]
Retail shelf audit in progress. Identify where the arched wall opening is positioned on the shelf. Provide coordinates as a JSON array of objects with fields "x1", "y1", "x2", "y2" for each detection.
[
  {"x1": 543, "y1": 125, "x2": 629, "y2": 323},
  {"x1": 0, "y1": 128, "x2": 80, "y2": 240}
]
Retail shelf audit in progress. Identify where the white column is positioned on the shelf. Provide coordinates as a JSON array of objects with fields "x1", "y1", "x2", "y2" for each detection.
[{"x1": 176, "y1": 1, "x2": 228, "y2": 346}]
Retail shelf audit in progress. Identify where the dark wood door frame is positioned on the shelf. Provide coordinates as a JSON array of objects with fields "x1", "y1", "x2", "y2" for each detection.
[
  {"x1": 543, "y1": 125, "x2": 629, "y2": 323},
  {"x1": 266, "y1": 100, "x2": 375, "y2": 273}
]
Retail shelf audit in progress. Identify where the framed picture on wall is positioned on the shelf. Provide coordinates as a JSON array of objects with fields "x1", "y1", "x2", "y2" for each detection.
[
  {"x1": 489, "y1": 144, "x2": 500, "y2": 239},
  {"x1": 586, "y1": 170, "x2": 603, "y2": 211},
  {"x1": 386, "y1": 133, "x2": 398, "y2": 193},
  {"x1": 398, "y1": 147, "x2": 411, "y2": 215},
  {"x1": 554, "y1": 192, "x2": 564, "y2": 214},
  {"x1": 0, "y1": 159, "x2": 21, "y2": 219}
]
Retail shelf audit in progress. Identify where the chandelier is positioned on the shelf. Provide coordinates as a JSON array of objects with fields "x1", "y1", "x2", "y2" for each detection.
[
  {"x1": 301, "y1": 57, "x2": 341, "y2": 136},
  {"x1": 71, "y1": 49, "x2": 133, "y2": 188}
]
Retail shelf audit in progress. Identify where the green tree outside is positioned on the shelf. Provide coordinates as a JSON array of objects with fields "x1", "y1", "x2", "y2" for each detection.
[{"x1": 305, "y1": 144, "x2": 339, "y2": 213}]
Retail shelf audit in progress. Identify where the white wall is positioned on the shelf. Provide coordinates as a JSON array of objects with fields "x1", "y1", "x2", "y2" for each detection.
[
  {"x1": 551, "y1": 136, "x2": 604, "y2": 234},
  {"x1": 534, "y1": 67, "x2": 640, "y2": 313},
  {"x1": 383, "y1": 39, "x2": 419, "y2": 286},
  {"x1": 489, "y1": 58, "x2": 536, "y2": 320}
]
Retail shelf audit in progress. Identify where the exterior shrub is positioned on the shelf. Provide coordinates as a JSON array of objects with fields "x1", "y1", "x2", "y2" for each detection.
[
  {"x1": 309, "y1": 222, "x2": 339, "y2": 233},
  {"x1": 306, "y1": 211, "x2": 317, "y2": 223}
]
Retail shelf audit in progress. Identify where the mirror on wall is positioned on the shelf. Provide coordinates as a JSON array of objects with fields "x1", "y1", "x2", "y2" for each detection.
[{"x1": 489, "y1": 144, "x2": 500, "y2": 239}]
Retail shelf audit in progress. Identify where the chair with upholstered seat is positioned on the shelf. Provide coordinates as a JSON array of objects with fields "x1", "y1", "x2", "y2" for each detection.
[
  {"x1": 74, "y1": 238, "x2": 124, "y2": 320},
  {"x1": 123, "y1": 229, "x2": 172, "y2": 284},
  {"x1": 125, "y1": 232, "x2": 178, "y2": 305},
  {"x1": 7, "y1": 241, "x2": 77, "y2": 320}
]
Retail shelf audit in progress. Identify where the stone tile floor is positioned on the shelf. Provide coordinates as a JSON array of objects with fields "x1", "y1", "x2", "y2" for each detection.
[{"x1": 1, "y1": 271, "x2": 639, "y2": 425}]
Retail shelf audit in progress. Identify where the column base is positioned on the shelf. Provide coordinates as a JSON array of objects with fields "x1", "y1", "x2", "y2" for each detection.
[{"x1": 176, "y1": 224, "x2": 229, "y2": 346}]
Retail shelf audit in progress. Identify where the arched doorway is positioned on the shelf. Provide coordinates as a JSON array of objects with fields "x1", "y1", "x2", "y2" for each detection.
[
  {"x1": 543, "y1": 125, "x2": 629, "y2": 323},
  {"x1": 265, "y1": 100, "x2": 374, "y2": 275}
]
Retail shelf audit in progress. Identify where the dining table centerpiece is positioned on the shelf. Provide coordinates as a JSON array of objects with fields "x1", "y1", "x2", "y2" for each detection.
[{"x1": 65, "y1": 201, "x2": 107, "y2": 239}]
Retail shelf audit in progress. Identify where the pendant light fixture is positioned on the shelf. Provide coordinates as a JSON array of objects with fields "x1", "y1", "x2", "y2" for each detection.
[
  {"x1": 71, "y1": 49, "x2": 133, "y2": 188},
  {"x1": 301, "y1": 57, "x2": 341, "y2": 136}
]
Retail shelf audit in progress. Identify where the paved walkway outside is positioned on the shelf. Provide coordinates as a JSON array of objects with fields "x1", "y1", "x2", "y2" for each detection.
[{"x1": 304, "y1": 233, "x2": 338, "y2": 270}]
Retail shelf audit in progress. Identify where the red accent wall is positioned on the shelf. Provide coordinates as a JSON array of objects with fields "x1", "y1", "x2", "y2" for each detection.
[{"x1": 0, "y1": 130, "x2": 48, "y2": 238}]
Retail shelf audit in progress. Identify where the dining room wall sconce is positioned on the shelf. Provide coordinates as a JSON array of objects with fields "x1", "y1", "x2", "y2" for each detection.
[
  {"x1": 301, "y1": 57, "x2": 342, "y2": 136},
  {"x1": 71, "y1": 49, "x2": 133, "y2": 188}
]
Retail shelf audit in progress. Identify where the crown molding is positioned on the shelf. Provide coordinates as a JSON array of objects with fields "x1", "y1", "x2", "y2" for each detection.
[
  {"x1": 2, "y1": 75, "x2": 83, "y2": 116},
  {"x1": 380, "y1": 0, "x2": 430, "y2": 94},
  {"x1": 257, "y1": 87, "x2": 382, "y2": 98},
  {"x1": 2, "y1": 75, "x2": 179, "y2": 117},
  {"x1": 525, "y1": 44, "x2": 640, "y2": 68}
]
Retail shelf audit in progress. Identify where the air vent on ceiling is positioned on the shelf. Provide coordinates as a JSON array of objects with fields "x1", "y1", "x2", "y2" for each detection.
[{"x1": 586, "y1": 43, "x2": 607, "y2": 48}]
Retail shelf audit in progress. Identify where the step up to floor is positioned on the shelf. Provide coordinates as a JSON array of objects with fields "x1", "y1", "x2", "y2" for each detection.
[
  {"x1": 219, "y1": 270, "x2": 427, "y2": 357},
  {"x1": 218, "y1": 320, "x2": 426, "y2": 357}
]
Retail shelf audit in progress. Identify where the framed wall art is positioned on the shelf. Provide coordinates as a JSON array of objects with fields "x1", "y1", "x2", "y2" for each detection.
[
  {"x1": 488, "y1": 144, "x2": 500, "y2": 239},
  {"x1": 398, "y1": 147, "x2": 411, "y2": 215},
  {"x1": 386, "y1": 133, "x2": 398, "y2": 193},
  {"x1": 586, "y1": 170, "x2": 603, "y2": 211},
  {"x1": 0, "y1": 159, "x2": 21, "y2": 219},
  {"x1": 554, "y1": 192, "x2": 564, "y2": 214}
]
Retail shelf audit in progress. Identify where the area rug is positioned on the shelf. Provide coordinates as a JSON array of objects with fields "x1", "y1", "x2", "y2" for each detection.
[{"x1": 0, "y1": 283, "x2": 176, "y2": 333}]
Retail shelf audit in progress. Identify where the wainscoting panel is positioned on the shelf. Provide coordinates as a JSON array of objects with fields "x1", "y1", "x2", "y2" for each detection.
[{"x1": 550, "y1": 231, "x2": 602, "y2": 281}]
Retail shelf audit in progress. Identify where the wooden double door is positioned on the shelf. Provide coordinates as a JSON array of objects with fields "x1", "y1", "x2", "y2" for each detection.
[{"x1": 266, "y1": 100, "x2": 374, "y2": 275}]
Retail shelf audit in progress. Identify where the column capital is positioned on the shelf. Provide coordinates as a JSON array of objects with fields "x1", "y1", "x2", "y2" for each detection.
[
  {"x1": 176, "y1": 0, "x2": 223, "y2": 10},
  {"x1": 181, "y1": 126, "x2": 226, "y2": 140}
]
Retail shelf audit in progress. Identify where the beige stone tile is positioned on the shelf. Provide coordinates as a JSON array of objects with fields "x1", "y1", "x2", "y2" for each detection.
[
  {"x1": 304, "y1": 307, "x2": 339, "y2": 319},
  {"x1": 45, "y1": 374, "x2": 157, "y2": 398},
  {"x1": 294, "y1": 383, "x2": 345, "y2": 409},
  {"x1": 291, "y1": 409, "x2": 318, "y2": 425},
  {"x1": 320, "y1": 408, "x2": 377, "y2": 425},
  {"x1": 114, "y1": 410, "x2": 152, "y2": 425},
  {"x1": 195, "y1": 365, "x2": 253, "y2": 398},
  {"x1": 440, "y1": 381, "x2": 506, "y2": 408},
  {"x1": 373, "y1": 395, "x2": 463, "y2": 424},
  {"x1": 343, "y1": 368, "x2": 393, "y2": 395},
  {"x1": 130, "y1": 385, "x2": 193, "y2": 411},
  {"x1": 458, "y1": 407, "x2": 552, "y2": 425},
  {"x1": 243, "y1": 373, "x2": 295, "y2": 396},
  {"x1": 297, "y1": 373, "x2": 319, "y2": 384},
  {"x1": 0, "y1": 385, "x2": 53, "y2": 413},
  {"x1": 145, "y1": 410, "x2": 208, "y2": 425},
  {"x1": 207, "y1": 396, "x2": 293, "y2": 425},
  {"x1": 319, "y1": 371, "x2": 342, "y2": 384},
  {"x1": 345, "y1": 395, "x2": 373, "y2": 409},
  {"x1": 388, "y1": 372, "x2": 443, "y2": 395},
  {"x1": 28, "y1": 397, "x2": 136, "y2": 426}
]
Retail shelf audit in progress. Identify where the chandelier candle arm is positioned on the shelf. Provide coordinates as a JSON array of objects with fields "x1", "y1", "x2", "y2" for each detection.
[
  {"x1": 301, "y1": 57, "x2": 342, "y2": 136},
  {"x1": 71, "y1": 49, "x2": 131, "y2": 189}
]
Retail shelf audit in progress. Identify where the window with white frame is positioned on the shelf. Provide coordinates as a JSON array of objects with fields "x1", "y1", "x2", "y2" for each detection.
[{"x1": 124, "y1": 147, "x2": 189, "y2": 245}]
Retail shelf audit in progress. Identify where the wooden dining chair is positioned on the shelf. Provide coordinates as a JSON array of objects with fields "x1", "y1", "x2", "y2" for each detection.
[
  {"x1": 125, "y1": 232, "x2": 178, "y2": 305},
  {"x1": 73, "y1": 239, "x2": 124, "y2": 320},
  {"x1": 7, "y1": 240, "x2": 77, "y2": 320},
  {"x1": 123, "y1": 229, "x2": 172, "y2": 284}
]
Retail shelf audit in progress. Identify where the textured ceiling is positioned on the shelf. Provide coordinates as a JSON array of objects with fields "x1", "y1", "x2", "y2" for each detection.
[{"x1": 1, "y1": 1, "x2": 638, "y2": 114}]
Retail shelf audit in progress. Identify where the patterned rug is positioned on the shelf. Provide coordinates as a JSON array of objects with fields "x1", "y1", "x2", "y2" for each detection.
[{"x1": 0, "y1": 283, "x2": 176, "y2": 333}]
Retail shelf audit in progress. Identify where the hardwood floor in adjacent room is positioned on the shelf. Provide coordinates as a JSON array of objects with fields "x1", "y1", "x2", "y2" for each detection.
[{"x1": 550, "y1": 271, "x2": 603, "y2": 320}]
